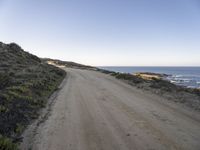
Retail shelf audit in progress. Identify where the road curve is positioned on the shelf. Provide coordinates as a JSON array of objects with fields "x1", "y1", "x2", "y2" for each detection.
[{"x1": 21, "y1": 68, "x2": 200, "y2": 150}]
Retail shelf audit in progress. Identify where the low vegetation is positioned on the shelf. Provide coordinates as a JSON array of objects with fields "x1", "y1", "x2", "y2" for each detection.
[{"x1": 0, "y1": 42, "x2": 66, "y2": 149}]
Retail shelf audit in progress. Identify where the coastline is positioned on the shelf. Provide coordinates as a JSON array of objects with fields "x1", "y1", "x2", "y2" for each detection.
[
  {"x1": 98, "y1": 68, "x2": 200, "y2": 111},
  {"x1": 99, "y1": 66, "x2": 200, "y2": 89}
]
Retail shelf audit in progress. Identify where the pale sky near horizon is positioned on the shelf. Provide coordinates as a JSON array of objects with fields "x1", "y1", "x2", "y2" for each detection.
[{"x1": 0, "y1": 0, "x2": 200, "y2": 66}]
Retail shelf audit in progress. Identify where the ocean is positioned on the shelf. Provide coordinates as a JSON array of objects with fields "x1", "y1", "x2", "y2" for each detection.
[{"x1": 99, "y1": 67, "x2": 200, "y2": 89}]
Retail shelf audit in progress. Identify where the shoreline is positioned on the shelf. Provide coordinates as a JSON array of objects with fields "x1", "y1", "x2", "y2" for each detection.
[
  {"x1": 98, "y1": 68, "x2": 200, "y2": 111},
  {"x1": 99, "y1": 67, "x2": 200, "y2": 89}
]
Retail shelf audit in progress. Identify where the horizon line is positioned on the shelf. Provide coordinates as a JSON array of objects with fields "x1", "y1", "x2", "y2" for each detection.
[{"x1": 97, "y1": 66, "x2": 200, "y2": 67}]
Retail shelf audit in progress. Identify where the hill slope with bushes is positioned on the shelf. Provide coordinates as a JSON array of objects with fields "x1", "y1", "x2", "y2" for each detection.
[{"x1": 0, "y1": 42, "x2": 66, "y2": 149}]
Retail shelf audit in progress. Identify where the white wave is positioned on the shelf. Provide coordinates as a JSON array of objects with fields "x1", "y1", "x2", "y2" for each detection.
[
  {"x1": 187, "y1": 86, "x2": 197, "y2": 88},
  {"x1": 172, "y1": 75, "x2": 183, "y2": 78},
  {"x1": 170, "y1": 80, "x2": 177, "y2": 83}
]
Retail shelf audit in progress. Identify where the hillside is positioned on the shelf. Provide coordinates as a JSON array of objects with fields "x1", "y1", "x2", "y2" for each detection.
[{"x1": 0, "y1": 42, "x2": 66, "y2": 149}]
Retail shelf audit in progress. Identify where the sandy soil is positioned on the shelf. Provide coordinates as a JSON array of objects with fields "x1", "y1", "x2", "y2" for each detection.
[{"x1": 21, "y1": 68, "x2": 200, "y2": 150}]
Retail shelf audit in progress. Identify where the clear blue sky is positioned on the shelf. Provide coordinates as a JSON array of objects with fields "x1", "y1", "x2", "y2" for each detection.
[{"x1": 0, "y1": 0, "x2": 200, "y2": 66}]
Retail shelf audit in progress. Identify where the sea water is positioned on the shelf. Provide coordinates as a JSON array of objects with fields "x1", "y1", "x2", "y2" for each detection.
[{"x1": 99, "y1": 67, "x2": 200, "y2": 89}]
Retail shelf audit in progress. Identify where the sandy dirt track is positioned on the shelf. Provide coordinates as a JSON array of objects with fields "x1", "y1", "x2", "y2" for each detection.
[{"x1": 21, "y1": 68, "x2": 200, "y2": 150}]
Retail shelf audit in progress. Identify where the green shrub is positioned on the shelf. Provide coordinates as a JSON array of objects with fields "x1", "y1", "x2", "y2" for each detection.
[
  {"x1": 0, "y1": 73, "x2": 11, "y2": 89},
  {"x1": 0, "y1": 135, "x2": 18, "y2": 150},
  {"x1": 115, "y1": 73, "x2": 144, "y2": 84},
  {"x1": 14, "y1": 124, "x2": 24, "y2": 134},
  {"x1": 0, "y1": 105, "x2": 8, "y2": 113}
]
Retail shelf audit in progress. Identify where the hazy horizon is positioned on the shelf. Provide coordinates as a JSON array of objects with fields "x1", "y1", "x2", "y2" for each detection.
[
  {"x1": 98, "y1": 66, "x2": 200, "y2": 67},
  {"x1": 1, "y1": 0, "x2": 200, "y2": 66}
]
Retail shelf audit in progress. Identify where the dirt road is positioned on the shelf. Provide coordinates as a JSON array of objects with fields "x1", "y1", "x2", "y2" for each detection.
[{"x1": 21, "y1": 68, "x2": 200, "y2": 150}]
